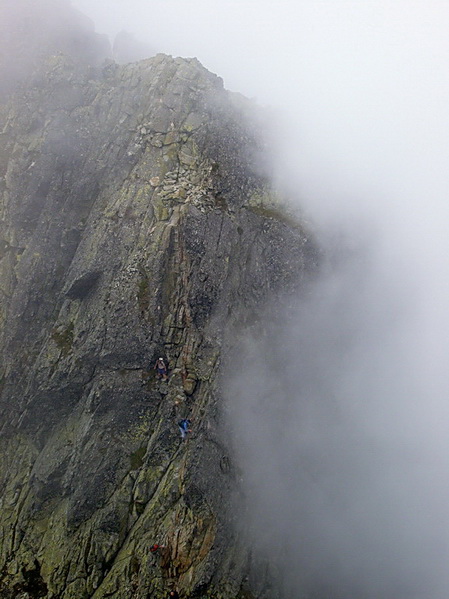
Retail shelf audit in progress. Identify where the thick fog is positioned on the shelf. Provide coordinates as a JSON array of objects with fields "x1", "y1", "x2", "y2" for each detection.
[
  {"x1": 13, "y1": 0, "x2": 449, "y2": 596},
  {"x1": 0, "y1": 0, "x2": 110, "y2": 93},
  {"x1": 72, "y1": 1, "x2": 449, "y2": 597}
]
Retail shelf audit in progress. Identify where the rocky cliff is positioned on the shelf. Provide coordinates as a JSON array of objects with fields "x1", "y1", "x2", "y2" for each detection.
[{"x1": 0, "y1": 26, "x2": 316, "y2": 599}]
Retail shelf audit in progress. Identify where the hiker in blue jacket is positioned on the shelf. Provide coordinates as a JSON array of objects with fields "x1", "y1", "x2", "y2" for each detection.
[{"x1": 178, "y1": 418, "x2": 191, "y2": 440}]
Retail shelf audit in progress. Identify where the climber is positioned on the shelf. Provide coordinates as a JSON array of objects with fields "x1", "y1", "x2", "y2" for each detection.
[
  {"x1": 178, "y1": 418, "x2": 191, "y2": 440},
  {"x1": 148, "y1": 543, "x2": 161, "y2": 567},
  {"x1": 168, "y1": 591, "x2": 179, "y2": 599},
  {"x1": 155, "y1": 357, "x2": 168, "y2": 380}
]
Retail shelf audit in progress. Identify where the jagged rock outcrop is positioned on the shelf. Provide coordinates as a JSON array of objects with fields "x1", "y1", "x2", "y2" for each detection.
[{"x1": 0, "y1": 40, "x2": 316, "y2": 599}]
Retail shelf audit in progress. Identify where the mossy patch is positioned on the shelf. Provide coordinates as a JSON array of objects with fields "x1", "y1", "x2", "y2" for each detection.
[
  {"x1": 234, "y1": 590, "x2": 256, "y2": 599},
  {"x1": 130, "y1": 446, "x2": 146, "y2": 470},
  {"x1": 247, "y1": 204, "x2": 301, "y2": 230},
  {"x1": 137, "y1": 270, "x2": 151, "y2": 315},
  {"x1": 51, "y1": 322, "x2": 74, "y2": 356},
  {"x1": 246, "y1": 188, "x2": 302, "y2": 229}
]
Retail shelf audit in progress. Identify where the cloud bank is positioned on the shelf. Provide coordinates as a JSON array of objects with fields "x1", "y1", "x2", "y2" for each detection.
[{"x1": 13, "y1": 1, "x2": 449, "y2": 596}]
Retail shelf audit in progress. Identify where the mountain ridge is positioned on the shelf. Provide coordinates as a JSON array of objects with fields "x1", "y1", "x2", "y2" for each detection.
[{"x1": 0, "y1": 21, "x2": 317, "y2": 599}]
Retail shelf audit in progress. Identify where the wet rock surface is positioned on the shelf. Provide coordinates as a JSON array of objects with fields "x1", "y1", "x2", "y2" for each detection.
[{"x1": 0, "y1": 49, "x2": 317, "y2": 599}]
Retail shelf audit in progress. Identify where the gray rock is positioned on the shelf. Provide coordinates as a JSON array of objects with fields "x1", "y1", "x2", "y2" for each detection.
[{"x1": 0, "y1": 48, "x2": 318, "y2": 599}]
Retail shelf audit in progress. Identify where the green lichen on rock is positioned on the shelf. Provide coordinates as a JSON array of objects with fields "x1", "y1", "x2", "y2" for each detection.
[
  {"x1": 247, "y1": 188, "x2": 302, "y2": 229},
  {"x1": 137, "y1": 271, "x2": 151, "y2": 314},
  {"x1": 0, "y1": 41, "x2": 317, "y2": 599},
  {"x1": 129, "y1": 446, "x2": 146, "y2": 471},
  {"x1": 50, "y1": 322, "x2": 74, "y2": 356},
  {"x1": 247, "y1": 204, "x2": 302, "y2": 230}
]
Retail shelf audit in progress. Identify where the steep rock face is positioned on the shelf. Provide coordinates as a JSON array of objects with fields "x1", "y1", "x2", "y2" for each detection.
[{"x1": 0, "y1": 52, "x2": 316, "y2": 599}]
